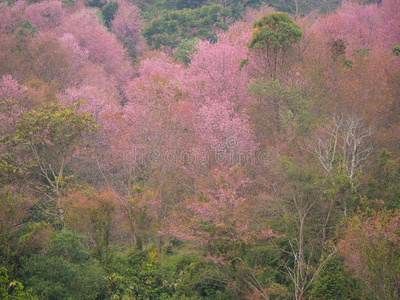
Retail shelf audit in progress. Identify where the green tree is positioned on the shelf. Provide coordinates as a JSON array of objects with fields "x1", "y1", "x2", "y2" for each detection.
[
  {"x1": 245, "y1": 12, "x2": 302, "y2": 79},
  {"x1": 393, "y1": 44, "x2": 400, "y2": 56},
  {"x1": 102, "y1": 1, "x2": 119, "y2": 28},
  {"x1": 175, "y1": 0, "x2": 206, "y2": 9},
  {"x1": 247, "y1": 78, "x2": 310, "y2": 142},
  {"x1": 106, "y1": 248, "x2": 177, "y2": 299},
  {"x1": 0, "y1": 187, "x2": 32, "y2": 274},
  {"x1": 61, "y1": 189, "x2": 118, "y2": 264},
  {"x1": 261, "y1": 0, "x2": 341, "y2": 16},
  {"x1": 85, "y1": 0, "x2": 105, "y2": 8},
  {"x1": 362, "y1": 149, "x2": 400, "y2": 210},
  {"x1": 267, "y1": 157, "x2": 338, "y2": 300},
  {"x1": 0, "y1": 268, "x2": 38, "y2": 300},
  {"x1": 19, "y1": 230, "x2": 107, "y2": 300},
  {"x1": 311, "y1": 256, "x2": 361, "y2": 300},
  {"x1": 0, "y1": 102, "x2": 99, "y2": 227},
  {"x1": 173, "y1": 37, "x2": 199, "y2": 65},
  {"x1": 142, "y1": 5, "x2": 230, "y2": 50}
]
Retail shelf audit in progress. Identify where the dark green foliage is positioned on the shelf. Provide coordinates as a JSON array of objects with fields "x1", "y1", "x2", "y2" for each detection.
[
  {"x1": 249, "y1": 12, "x2": 302, "y2": 50},
  {"x1": 239, "y1": 58, "x2": 249, "y2": 70},
  {"x1": 393, "y1": 44, "x2": 400, "y2": 56},
  {"x1": 362, "y1": 149, "x2": 400, "y2": 210},
  {"x1": 61, "y1": 0, "x2": 78, "y2": 8},
  {"x1": 311, "y1": 256, "x2": 361, "y2": 299},
  {"x1": 85, "y1": 0, "x2": 105, "y2": 8},
  {"x1": 0, "y1": 187, "x2": 54, "y2": 276},
  {"x1": 143, "y1": 0, "x2": 248, "y2": 20},
  {"x1": 122, "y1": 38, "x2": 138, "y2": 63},
  {"x1": 0, "y1": 268, "x2": 38, "y2": 300},
  {"x1": 142, "y1": 5, "x2": 230, "y2": 50},
  {"x1": 47, "y1": 230, "x2": 90, "y2": 262},
  {"x1": 192, "y1": 273, "x2": 231, "y2": 299},
  {"x1": 106, "y1": 248, "x2": 176, "y2": 299},
  {"x1": 19, "y1": 231, "x2": 107, "y2": 300},
  {"x1": 261, "y1": 0, "x2": 341, "y2": 15},
  {"x1": 173, "y1": 260, "x2": 232, "y2": 299},
  {"x1": 173, "y1": 37, "x2": 199, "y2": 65},
  {"x1": 247, "y1": 12, "x2": 302, "y2": 79},
  {"x1": 242, "y1": 244, "x2": 291, "y2": 298},
  {"x1": 102, "y1": 1, "x2": 119, "y2": 28},
  {"x1": 104, "y1": 246, "x2": 236, "y2": 300},
  {"x1": 329, "y1": 38, "x2": 347, "y2": 61},
  {"x1": 14, "y1": 20, "x2": 37, "y2": 38},
  {"x1": 247, "y1": 245, "x2": 287, "y2": 283},
  {"x1": 176, "y1": 0, "x2": 206, "y2": 9}
]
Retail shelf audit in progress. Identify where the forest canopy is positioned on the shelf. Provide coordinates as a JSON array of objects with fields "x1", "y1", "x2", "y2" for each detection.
[{"x1": 0, "y1": 0, "x2": 400, "y2": 299}]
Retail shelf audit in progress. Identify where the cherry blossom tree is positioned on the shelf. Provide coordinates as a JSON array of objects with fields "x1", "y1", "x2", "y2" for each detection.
[
  {"x1": 0, "y1": 75, "x2": 27, "y2": 137},
  {"x1": 194, "y1": 101, "x2": 258, "y2": 166},
  {"x1": 168, "y1": 166, "x2": 253, "y2": 252},
  {"x1": 59, "y1": 84, "x2": 120, "y2": 120},
  {"x1": 300, "y1": 0, "x2": 398, "y2": 129},
  {"x1": 59, "y1": 9, "x2": 132, "y2": 83},
  {"x1": 59, "y1": 33, "x2": 89, "y2": 71},
  {"x1": 242, "y1": 3, "x2": 275, "y2": 25},
  {"x1": 91, "y1": 53, "x2": 195, "y2": 252},
  {"x1": 25, "y1": 1, "x2": 64, "y2": 32},
  {"x1": 181, "y1": 24, "x2": 258, "y2": 166},
  {"x1": 378, "y1": 0, "x2": 400, "y2": 49},
  {"x1": 311, "y1": 1, "x2": 379, "y2": 59},
  {"x1": 339, "y1": 210, "x2": 400, "y2": 299},
  {"x1": 0, "y1": 1, "x2": 26, "y2": 35},
  {"x1": 167, "y1": 166, "x2": 277, "y2": 298},
  {"x1": 111, "y1": 2, "x2": 143, "y2": 51},
  {"x1": 183, "y1": 23, "x2": 253, "y2": 113}
]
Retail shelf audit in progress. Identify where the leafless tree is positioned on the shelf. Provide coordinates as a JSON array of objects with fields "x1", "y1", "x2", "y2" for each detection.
[
  {"x1": 264, "y1": 160, "x2": 337, "y2": 300},
  {"x1": 278, "y1": 170, "x2": 336, "y2": 300},
  {"x1": 311, "y1": 114, "x2": 374, "y2": 180}
]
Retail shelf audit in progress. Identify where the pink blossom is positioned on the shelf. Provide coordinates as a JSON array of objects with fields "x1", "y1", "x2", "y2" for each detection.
[
  {"x1": 111, "y1": 2, "x2": 142, "y2": 49},
  {"x1": 0, "y1": 75, "x2": 27, "y2": 136},
  {"x1": 60, "y1": 9, "x2": 132, "y2": 83},
  {"x1": 0, "y1": 1, "x2": 26, "y2": 34},
  {"x1": 59, "y1": 33, "x2": 89, "y2": 69},
  {"x1": 25, "y1": 1, "x2": 64, "y2": 32}
]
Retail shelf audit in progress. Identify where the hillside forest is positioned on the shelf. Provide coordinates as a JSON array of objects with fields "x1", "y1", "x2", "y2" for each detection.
[{"x1": 0, "y1": 0, "x2": 400, "y2": 298}]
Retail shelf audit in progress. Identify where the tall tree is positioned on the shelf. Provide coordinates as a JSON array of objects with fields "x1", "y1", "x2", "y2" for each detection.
[
  {"x1": 0, "y1": 102, "x2": 98, "y2": 227},
  {"x1": 245, "y1": 12, "x2": 302, "y2": 80},
  {"x1": 266, "y1": 158, "x2": 338, "y2": 300}
]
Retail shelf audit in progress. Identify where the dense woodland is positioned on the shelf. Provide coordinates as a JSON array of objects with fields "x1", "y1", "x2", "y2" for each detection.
[{"x1": 0, "y1": 0, "x2": 400, "y2": 298}]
